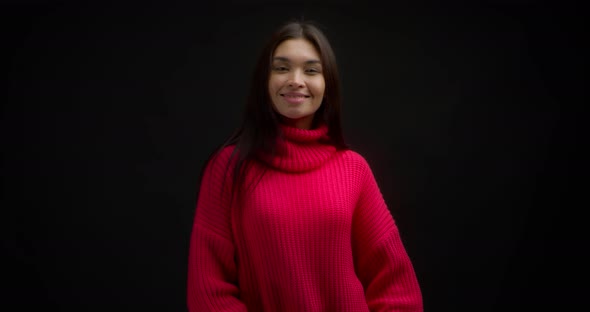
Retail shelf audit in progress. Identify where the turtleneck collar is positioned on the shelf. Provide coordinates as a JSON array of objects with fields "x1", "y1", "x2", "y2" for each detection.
[{"x1": 258, "y1": 122, "x2": 338, "y2": 173}]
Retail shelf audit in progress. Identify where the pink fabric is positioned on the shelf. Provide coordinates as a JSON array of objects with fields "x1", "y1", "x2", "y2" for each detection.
[{"x1": 187, "y1": 123, "x2": 423, "y2": 311}]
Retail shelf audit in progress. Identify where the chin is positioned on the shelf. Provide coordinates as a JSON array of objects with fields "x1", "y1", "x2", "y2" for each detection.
[{"x1": 284, "y1": 113, "x2": 312, "y2": 120}]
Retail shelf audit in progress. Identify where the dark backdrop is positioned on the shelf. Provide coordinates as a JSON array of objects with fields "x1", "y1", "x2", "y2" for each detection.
[{"x1": 3, "y1": 1, "x2": 585, "y2": 311}]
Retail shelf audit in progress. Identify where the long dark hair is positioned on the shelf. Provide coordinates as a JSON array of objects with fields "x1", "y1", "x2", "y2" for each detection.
[{"x1": 199, "y1": 19, "x2": 348, "y2": 206}]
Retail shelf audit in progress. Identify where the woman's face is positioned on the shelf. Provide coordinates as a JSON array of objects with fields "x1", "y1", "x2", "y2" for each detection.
[{"x1": 268, "y1": 38, "x2": 325, "y2": 129}]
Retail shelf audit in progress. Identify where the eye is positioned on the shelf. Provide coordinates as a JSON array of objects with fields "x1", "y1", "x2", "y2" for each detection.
[
  {"x1": 305, "y1": 68, "x2": 321, "y2": 74},
  {"x1": 272, "y1": 66, "x2": 289, "y2": 72}
]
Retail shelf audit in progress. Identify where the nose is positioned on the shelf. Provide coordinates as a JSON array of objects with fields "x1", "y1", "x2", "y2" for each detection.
[{"x1": 287, "y1": 70, "x2": 304, "y2": 88}]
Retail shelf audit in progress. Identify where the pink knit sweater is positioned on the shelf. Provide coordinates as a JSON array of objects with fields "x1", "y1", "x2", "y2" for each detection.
[{"x1": 187, "y1": 122, "x2": 423, "y2": 311}]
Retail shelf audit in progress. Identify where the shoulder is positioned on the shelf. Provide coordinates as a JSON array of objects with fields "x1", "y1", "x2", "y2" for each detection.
[
  {"x1": 332, "y1": 149, "x2": 377, "y2": 183},
  {"x1": 339, "y1": 149, "x2": 372, "y2": 170},
  {"x1": 218, "y1": 145, "x2": 238, "y2": 160},
  {"x1": 206, "y1": 145, "x2": 237, "y2": 172},
  {"x1": 207, "y1": 145, "x2": 237, "y2": 167}
]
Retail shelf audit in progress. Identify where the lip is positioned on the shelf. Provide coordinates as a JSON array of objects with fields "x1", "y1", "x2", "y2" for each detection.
[{"x1": 280, "y1": 92, "x2": 310, "y2": 104}]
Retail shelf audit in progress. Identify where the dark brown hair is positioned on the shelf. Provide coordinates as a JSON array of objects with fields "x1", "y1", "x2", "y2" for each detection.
[{"x1": 200, "y1": 19, "x2": 348, "y2": 206}]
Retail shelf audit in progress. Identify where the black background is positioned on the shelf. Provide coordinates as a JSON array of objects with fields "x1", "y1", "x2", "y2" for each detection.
[{"x1": 2, "y1": 0, "x2": 586, "y2": 311}]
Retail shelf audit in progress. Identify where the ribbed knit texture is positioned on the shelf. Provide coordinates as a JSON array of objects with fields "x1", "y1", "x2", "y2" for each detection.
[{"x1": 187, "y1": 122, "x2": 423, "y2": 311}]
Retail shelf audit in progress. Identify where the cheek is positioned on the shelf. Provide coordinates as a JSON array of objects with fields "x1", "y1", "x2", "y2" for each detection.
[
  {"x1": 268, "y1": 76, "x2": 283, "y2": 95},
  {"x1": 314, "y1": 81, "x2": 326, "y2": 98}
]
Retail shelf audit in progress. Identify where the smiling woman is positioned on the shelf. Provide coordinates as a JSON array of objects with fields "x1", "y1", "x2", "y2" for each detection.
[
  {"x1": 187, "y1": 19, "x2": 423, "y2": 312},
  {"x1": 268, "y1": 38, "x2": 325, "y2": 129}
]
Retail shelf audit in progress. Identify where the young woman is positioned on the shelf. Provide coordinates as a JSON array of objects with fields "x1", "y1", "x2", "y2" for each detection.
[{"x1": 187, "y1": 19, "x2": 423, "y2": 311}]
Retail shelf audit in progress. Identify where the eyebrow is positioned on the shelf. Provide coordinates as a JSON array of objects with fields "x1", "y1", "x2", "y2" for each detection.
[{"x1": 272, "y1": 56, "x2": 321, "y2": 65}]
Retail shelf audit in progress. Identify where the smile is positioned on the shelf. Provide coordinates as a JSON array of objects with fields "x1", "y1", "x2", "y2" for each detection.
[
  {"x1": 280, "y1": 94, "x2": 309, "y2": 104},
  {"x1": 280, "y1": 94, "x2": 310, "y2": 98}
]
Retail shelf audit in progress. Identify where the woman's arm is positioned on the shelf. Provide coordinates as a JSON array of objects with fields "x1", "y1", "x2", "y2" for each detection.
[
  {"x1": 352, "y1": 157, "x2": 423, "y2": 312},
  {"x1": 187, "y1": 148, "x2": 247, "y2": 311}
]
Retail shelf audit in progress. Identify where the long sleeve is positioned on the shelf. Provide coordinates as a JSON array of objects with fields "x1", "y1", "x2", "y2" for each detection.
[
  {"x1": 352, "y1": 158, "x2": 423, "y2": 312},
  {"x1": 187, "y1": 148, "x2": 247, "y2": 312}
]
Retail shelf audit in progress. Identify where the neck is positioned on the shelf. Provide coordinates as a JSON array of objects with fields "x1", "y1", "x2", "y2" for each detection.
[
  {"x1": 279, "y1": 115, "x2": 315, "y2": 130},
  {"x1": 255, "y1": 121, "x2": 338, "y2": 172}
]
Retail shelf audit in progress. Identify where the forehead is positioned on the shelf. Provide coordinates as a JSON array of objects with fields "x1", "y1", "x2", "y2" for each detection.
[{"x1": 272, "y1": 38, "x2": 320, "y2": 61}]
